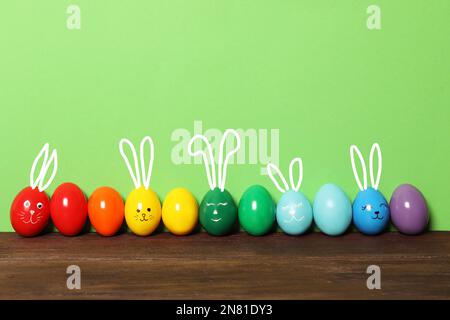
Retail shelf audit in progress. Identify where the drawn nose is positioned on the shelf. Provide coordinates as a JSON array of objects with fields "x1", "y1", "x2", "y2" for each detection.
[
  {"x1": 142, "y1": 213, "x2": 146, "y2": 218},
  {"x1": 213, "y1": 209, "x2": 218, "y2": 215},
  {"x1": 30, "y1": 210, "x2": 35, "y2": 215},
  {"x1": 374, "y1": 211, "x2": 380, "y2": 215},
  {"x1": 289, "y1": 209, "x2": 296, "y2": 216}
]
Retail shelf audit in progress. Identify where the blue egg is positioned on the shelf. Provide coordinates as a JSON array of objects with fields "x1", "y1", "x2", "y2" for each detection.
[
  {"x1": 276, "y1": 190, "x2": 313, "y2": 235},
  {"x1": 313, "y1": 183, "x2": 352, "y2": 236},
  {"x1": 353, "y1": 187, "x2": 390, "y2": 235}
]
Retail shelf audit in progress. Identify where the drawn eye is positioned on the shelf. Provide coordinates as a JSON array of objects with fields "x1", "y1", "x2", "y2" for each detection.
[
  {"x1": 362, "y1": 204, "x2": 372, "y2": 211},
  {"x1": 37, "y1": 202, "x2": 43, "y2": 209},
  {"x1": 24, "y1": 200, "x2": 31, "y2": 208},
  {"x1": 136, "y1": 209, "x2": 141, "y2": 213},
  {"x1": 206, "y1": 203, "x2": 215, "y2": 207},
  {"x1": 380, "y1": 203, "x2": 388, "y2": 209},
  {"x1": 217, "y1": 202, "x2": 228, "y2": 206},
  {"x1": 147, "y1": 208, "x2": 151, "y2": 212}
]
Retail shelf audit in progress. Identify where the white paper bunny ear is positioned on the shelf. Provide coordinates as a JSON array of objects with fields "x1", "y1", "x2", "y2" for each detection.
[
  {"x1": 350, "y1": 143, "x2": 382, "y2": 191},
  {"x1": 350, "y1": 144, "x2": 368, "y2": 191},
  {"x1": 369, "y1": 143, "x2": 382, "y2": 190},
  {"x1": 119, "y1": 138, "x2": 141, "y2": 189},
  {"x1": 217, "y1": 129, "x2": 241, "y2": 192},
  {"x1": 267, "y1": 157, "x2": 303, "y2": 193},
  {"x1": 140, "y1": 136, "x2": 155, "y2": 190},
  {"x1": 119, "y1": 136, "x2": 155, "y2": 190},
  {"x1": 188, "y1": 134, "x2": 217, "y2": 190},
  {"x1": 30, "y1": 143, "x2": 58, "y2": 192},
  {"x1": 267, "y1": 163, "x2": 289, "y2": 193},
  {"x1": 188, "y1": 129, "x2": 241, "y2": 192},
  {"x1": 288, "y1": 157, "x2": 303, "y2": 192}
]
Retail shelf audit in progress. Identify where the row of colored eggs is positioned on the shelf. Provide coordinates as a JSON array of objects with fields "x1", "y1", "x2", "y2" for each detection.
[{"x1": 11, "y1": 181, "x2": 429, "y2": 237}]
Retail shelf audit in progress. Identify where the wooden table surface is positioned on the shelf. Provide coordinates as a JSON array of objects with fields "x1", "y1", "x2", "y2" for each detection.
[{"x1": 0, "y1": 232, "x2": 448, "y2": 300}]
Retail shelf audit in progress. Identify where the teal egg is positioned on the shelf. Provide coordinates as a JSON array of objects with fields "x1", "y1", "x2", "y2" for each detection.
[
  {"x1": 313, "y1": 183, "x2": 352, "y2": 236},
  {"x1": 238, "y1": 185, "x2": 276, "y2": 236},
  {"x1": 277, "y1": 190, "x2": 313, "y2": 235}
]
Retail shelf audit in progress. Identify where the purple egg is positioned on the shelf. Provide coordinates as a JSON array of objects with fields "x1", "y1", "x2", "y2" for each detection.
[{"x1": 390, "y1": 184, "x2": 429, "y2": 235}]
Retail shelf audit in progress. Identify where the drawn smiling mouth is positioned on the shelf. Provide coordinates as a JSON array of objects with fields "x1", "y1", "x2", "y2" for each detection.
[
  {"x1": 284, "y1": 215, "x2": 305, "y2": 224},
  {"x1": 22, "y1": 219, "x2": 36, "y2": 224},
  {"x1": 372, "y1": 216, "x2": 383, "y2": 220},
  {"x1": 140, "y1": 218, "x2": 149, "y2": 222},
  {"x1": 19, "y1": 212, "x2": 40, "y2": 224},
  {"x1": 211, "y1": 218, "x2": 222, "y2": 222}
]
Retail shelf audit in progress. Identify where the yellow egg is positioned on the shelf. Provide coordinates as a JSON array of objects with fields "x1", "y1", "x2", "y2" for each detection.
[
  {"x1": 162, "y1": 188, "x2": 199, "y2": 236},
  {"x1": 125, "y1": 186, "x2": 162, "y2": 236}
]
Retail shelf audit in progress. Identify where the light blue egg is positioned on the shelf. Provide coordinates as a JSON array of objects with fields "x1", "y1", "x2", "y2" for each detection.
[
  {"x1": 313, "y1": 183, "x2": 352, "y2": 236},
  {"x1": 276, "y1": 190, "x2": 313, "y2": 235},
  {"x1": 353, "y1": 187, "x2": 390, "y2": 235}
]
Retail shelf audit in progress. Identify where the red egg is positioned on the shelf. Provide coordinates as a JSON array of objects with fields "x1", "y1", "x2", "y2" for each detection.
[
  {"x1": 10, "y1": 186, "x2": 51, "y2": 237},
  {"x1": 50, "y1": 182, "x2": 88, "y2": 236}
]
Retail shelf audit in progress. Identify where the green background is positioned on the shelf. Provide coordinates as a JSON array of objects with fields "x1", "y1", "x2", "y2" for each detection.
[{"x1": 1, "y1": 1, "x2": 449, "y2": 231}]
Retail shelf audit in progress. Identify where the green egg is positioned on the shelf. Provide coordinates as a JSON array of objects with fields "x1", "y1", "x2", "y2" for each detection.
[
  {"x1": 199, "y1": 187, "x2": 238, "y2": 236},
  {"x1": 238, "y1": 185, "x2": 276, "y2": 236}
]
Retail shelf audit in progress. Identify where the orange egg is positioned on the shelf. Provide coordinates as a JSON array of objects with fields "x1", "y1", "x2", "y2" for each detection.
[{"x1": 88, "y1": 187, "x2": 124, "y2": 236}]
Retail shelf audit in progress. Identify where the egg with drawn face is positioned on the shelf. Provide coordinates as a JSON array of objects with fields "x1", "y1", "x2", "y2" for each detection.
[
  {"x1": 125, "y1": 186, "x2": 162, "y2": 236},
  {"x1": 353, "y1": 187, "x2": 390, "y2": 235},
  {"x1": 277, "y1": 190, "x2": 313, "y2": 236},
  {"x1": 199, "y1": 187, "x2": 237, "y2": 236},
  {"x1": 10, "y1": 186, "x2": 51, "y2": 237}
]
